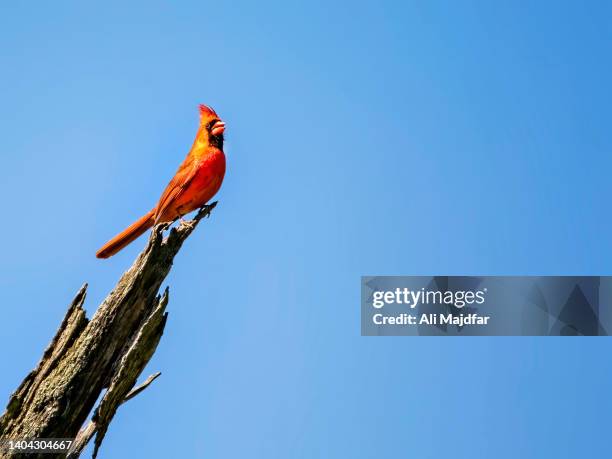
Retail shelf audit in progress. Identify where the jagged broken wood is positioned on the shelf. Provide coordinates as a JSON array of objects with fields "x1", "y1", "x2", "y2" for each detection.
[{"x1": 0, "y1": 202, "x2": 217, "y2": 458}]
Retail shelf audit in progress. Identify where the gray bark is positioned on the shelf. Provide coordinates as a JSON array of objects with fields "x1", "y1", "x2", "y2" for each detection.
[{"x1": 0, "y1": 202, "x2": 217, "y2": 458}]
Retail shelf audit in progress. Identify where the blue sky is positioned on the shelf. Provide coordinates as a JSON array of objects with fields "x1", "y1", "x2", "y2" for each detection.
[{"x1": 1, "y1": 1, "x2": 612, "y2": 457}]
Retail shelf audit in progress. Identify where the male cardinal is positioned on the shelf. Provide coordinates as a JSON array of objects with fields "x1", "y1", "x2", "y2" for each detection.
[{"x1": 96, "y1": 104, "x2": 226, "y2": 258}]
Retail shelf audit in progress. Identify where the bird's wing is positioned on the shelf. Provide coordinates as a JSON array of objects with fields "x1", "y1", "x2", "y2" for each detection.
[{"x1": 153, "y1": 156, "x2": 199, "y2": 223}]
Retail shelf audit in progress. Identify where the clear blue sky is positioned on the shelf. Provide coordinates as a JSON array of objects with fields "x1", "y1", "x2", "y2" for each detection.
[{"x1": 1, "y1": 1, "x2": 611, "y2": 457}]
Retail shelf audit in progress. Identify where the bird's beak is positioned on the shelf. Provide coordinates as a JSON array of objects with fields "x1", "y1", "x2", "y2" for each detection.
[{"x1": 211, "y1": 121, "x2": 226, "y2": 136}]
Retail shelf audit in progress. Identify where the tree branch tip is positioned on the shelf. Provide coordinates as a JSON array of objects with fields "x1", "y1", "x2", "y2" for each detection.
[
  {"x1": 72, "y1": 283, "x2": 88, "y2": 304},
  {"x1": 196, "y1": 201, "x2": 217, "y2": 220},
  {"x1": 156, "y1": 288, "x2": 170, "y2": 309},
  {"x1": 169, "y1": 226, "x2": 178, "y2": 236},
  {"x1": 122, "y1": 371, "x2": 162, "y2": 404},
  {"x1": 152, "y1": 224, "x2": 167, "y2": 240}
]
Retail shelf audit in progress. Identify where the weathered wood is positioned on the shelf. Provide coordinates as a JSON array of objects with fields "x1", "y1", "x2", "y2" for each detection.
[
  {"x1": 0, "y1": 202, "x2": 217, "y2": 458},
  {"x1": 68, "y1": 291, "x2": 169, "y2": 459}
]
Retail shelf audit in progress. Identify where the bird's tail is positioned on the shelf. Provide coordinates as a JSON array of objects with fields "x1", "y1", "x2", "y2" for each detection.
[{"x1": 96, "y1": 210, "x2": 155, "y2": 259}]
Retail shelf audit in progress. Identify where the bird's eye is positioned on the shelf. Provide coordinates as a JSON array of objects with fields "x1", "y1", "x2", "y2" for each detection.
[{"x1": 207, "y1": 119, "x2": 220, "y2": 130}]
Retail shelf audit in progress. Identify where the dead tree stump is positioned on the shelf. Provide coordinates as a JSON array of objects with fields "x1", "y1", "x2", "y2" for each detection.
[{"x1": 0, "y1": 203, "x2": 217, "y2": 458}]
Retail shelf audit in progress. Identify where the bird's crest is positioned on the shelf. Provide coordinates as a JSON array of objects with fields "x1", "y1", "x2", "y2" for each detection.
[{"x1": 199, "y1": 104, "x2": 218, "y2": 119}]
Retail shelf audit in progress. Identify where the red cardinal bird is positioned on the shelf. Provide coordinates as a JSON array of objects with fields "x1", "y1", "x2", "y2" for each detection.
[{"x1": 96, "y1": 104, "x2": 226, "y2": 258}]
